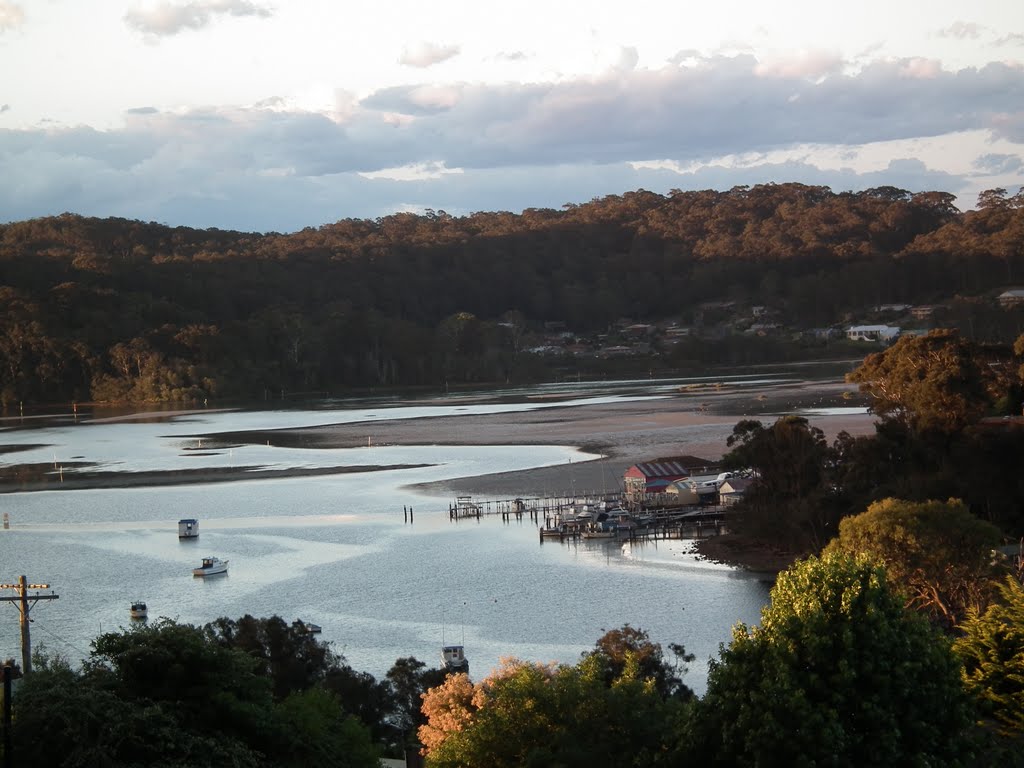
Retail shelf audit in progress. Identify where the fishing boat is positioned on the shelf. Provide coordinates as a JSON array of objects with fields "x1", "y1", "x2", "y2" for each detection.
[
  {"x1": 130, "y1": 600, "x2": 148, "y2": 620},
  {"x1": 178, "y1": 518, "x2": 199, "y2": 539},
  {"x1": 192, "y1": 556, "x2": 228, "y2": 576},
  {"x1": 441, "y1": 644, "x2": 469, "y2": 675}
]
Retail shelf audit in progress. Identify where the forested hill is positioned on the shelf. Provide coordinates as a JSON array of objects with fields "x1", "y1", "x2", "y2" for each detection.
[{"x1": 2, "y1": 182, "x2": 1023, "y2": 406}]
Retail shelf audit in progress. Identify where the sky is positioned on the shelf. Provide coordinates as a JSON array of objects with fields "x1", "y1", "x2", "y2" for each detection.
[{"x1": 1, "y1": 0, "x2": 1023, "y2": 233}]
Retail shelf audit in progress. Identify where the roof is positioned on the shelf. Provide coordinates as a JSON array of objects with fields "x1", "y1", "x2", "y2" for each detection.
[
  {"x1": 626, "y1": 461, "x2": 690, "y2": 479},
  {"x1": 720, "y1": 478, "x2": 753, "y2": 493}
]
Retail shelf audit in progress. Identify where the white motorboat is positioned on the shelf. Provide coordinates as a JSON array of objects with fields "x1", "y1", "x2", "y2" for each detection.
[
  {"x1": 192, "y1": 556, "x2": 228, "y2": 576},
  {"x1": 130, "y1": 600, "x2": 148, "y2": 620},
  {"x1": 292, "y1": 620, "x2": 322, "y2": 634},
  {"x1": 441, "y1": 644, "x2": 469, "y2": 675}
]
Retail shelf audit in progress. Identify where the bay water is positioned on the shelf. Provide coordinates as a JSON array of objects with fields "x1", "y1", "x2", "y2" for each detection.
[{"x1": 0, "y1": 384, "x2": 776, "y2": 694}]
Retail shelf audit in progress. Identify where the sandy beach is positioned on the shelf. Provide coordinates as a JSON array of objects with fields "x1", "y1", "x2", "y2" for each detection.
[{"x1": 245, "y1": 377, "x2": 876, "y2": 498}]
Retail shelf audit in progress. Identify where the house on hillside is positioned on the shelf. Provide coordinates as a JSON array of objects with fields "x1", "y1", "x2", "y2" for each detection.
[
  {"x1": 998, "y1": 289, "x2": 1024, "y2": 308},
  {"x1": 846, "y1": 325, "x2": 900, "y2": 343}
]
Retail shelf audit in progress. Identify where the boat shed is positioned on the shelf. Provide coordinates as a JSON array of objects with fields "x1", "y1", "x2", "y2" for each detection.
[
  {"x1": 624, "y1": 456, "x2": 715, "y2": 500},
  {"x1": 719, "y1": 477, "x2": 753, "y2": 505}
]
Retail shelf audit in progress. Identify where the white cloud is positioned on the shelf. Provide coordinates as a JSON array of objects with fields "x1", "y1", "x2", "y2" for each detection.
[
  {"x1": 399, "y1": 41, "x2": 460, "y2": 68},
  {"x1": 938, "y1": 21, "x2": 985, "y2": 40},
  {"x1": 124, "y1": 0, "x2": 272, "y2": 37},
  {"x1": 0, "y1": 1, "x2": 24, "y2": 32}
]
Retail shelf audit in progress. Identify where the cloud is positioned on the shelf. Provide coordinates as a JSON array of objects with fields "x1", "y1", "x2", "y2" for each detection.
[
  {"x1": 0, "y1": 1, "x2": 24, "y2": 32},
  {"x1": 2, "y1": 53, "x2": 1022, "y2": 231},
  {"x1": 124, "y1": 0, "x2": 272, "y2": 37},
  {"x1": 754, "y1": 50, "x2": 844, "y2": 79},
  {"x1": 0, "y1": 104, "x2": 9, "y2": 114},
  {"x1": 937, "y1": 21, "x2": 985, "y2": 39},
  {"x1": 495, "y1": 51, "x2": 527, "y2": 62},
  {"x1": 994, "y1": 32, "x2": 1024, "y2": 47},
  {"x1": 973, "y1": 153, "x2": 1023, "y2": 174},
  {"x1": 399, "y1": 41, "x2": 460, "y2": 68}
]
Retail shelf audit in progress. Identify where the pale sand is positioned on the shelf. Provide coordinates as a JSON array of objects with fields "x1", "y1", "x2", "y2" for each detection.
[
  {"x1": 0, "y1": 378, "x2": 876, "y2": 498},
  {"x1": 278, "y1": 379, "x2": 877, "y2": 498}
]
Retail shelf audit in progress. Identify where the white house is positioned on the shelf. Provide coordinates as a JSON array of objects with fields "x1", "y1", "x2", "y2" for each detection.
[
  {"x1": 998, "y1": 289, "x2": 1024, "y2": 308},
  {"x1": 846, "y1": 325, "x2": 900, "y2": 342}
]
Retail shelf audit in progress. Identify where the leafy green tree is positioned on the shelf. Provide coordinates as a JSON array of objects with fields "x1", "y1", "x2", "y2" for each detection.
[
  {"x1": 419, "y1": 626, "x2": 692, "y2": 767},
  {"x1": 846, "y1": 329, "x2": 996, "y2": 435},
  {"x1": 824, "y1": 497, "x2": 1007, "y2": 628},
  {"x1": 955, "y1": 576, "x2": 1024, "y2": 738},
  {"x1": 582, "y1": 624, "x2": 694, "y2": 700},
  {"x1": 11, "y1": 619, "x2": 380, "y2": 768},
  {"x1": 722, "y1": 415, "x2": 836, "y2": 552},
  {"x1": 690, "y1": 553, "x2": 976, "y2": 767},
  {"x1": 420, "y1": 657, "x2": 681, "y2": 768}
]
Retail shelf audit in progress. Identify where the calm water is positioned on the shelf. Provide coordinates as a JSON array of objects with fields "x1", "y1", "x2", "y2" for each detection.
[{"x1": 0, "y1": 383, "x2": 775, "y2": 694}]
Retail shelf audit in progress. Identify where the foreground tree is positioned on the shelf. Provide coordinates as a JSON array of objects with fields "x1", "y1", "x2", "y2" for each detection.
[
  {"x1": 955, "y1": 576, "x2": 1024, "y2": 739},
  {"x1": 419, "y1": 626, "x2": 693, "y2": 767},
  {"x1": 689, "y1": 553, "x2": 976, "y2": 766},
  {"x1": 824, "y1": 497, "x2": 1006, "y2": 628},
  {"x1": 11, "y1": 619, "x2": 380, "y2": 768}
]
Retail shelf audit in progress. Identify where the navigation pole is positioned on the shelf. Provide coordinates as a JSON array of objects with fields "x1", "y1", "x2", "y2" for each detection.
[{"x1": 0, "y1": 576, "x2": 59, "y2": 674}]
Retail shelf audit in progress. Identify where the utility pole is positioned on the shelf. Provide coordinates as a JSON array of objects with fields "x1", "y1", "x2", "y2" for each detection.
[{"x1": 0, "y1": 576, "x2": 59, "y2": 675}]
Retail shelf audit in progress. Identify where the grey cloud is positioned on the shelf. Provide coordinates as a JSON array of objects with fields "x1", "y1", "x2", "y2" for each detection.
[
  {"x1": 937, "y1": 21, "x2": 984, "y2": 39},
  {"x1": 994, "y1": 32, "x2": 1024, "y2": 47},
  {"x1": 124, "y1": 0, "x2": 272, "y2": 37},
  {"x1": 973, "y1": 153, "x2": 1023, "y2": 174},
  {"x1": 399, "y1": 41, "x2": 460, "y2": 68},
  {"x1": 2, "y1": 53, "x2": 1021, "y2": 231},
  {"x1": 125, "y1": 106, "x2": 159, "y2": 115},
  {"x1": 0, "y1": 2, "x2": 24, "y2": 32},
  {"x1": 0, "y1": 104, "x2": 9, "y2": 114}
]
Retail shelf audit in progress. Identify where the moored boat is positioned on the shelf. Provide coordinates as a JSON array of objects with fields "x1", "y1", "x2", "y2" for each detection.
[
  {"x1": 192, "y1": 556, "x2": 228, "y2": 576},
  {"x1": 178, "y1": 518, "x2": 199, "y2": 539},
  {"x1": 130, "y1": 600, "x2": 148, "y2": 620},
  {"x1": 441, "y1": 644, "x2": 469, "y2": 675}
]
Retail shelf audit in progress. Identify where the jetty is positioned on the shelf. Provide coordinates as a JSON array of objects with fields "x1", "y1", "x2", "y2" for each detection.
[{"x1": 446, "y1": 491, "x2": 730, "y2": 543}]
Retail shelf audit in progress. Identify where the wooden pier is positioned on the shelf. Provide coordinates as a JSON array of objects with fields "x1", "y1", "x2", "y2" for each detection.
[{"x1": 446, "y1": 492, "x2": 731, "y2": 544}]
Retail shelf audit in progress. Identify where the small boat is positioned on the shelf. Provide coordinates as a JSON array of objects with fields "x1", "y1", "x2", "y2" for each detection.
[
  {"x1": 441, "y1": 644, "x2": 469, "y2": 675},
  {"x1": 192, "y1": 556, "x2": 228, "y2": 576},
  {"x1": 178, "y1": 518, "x2": 199, "y2": 539},
  {"x1": 292, "y1": 620, "x2": 322, "y2": 634},
  {"x1": 130, "y1": 600, "x2": 148, "y2": 620}
]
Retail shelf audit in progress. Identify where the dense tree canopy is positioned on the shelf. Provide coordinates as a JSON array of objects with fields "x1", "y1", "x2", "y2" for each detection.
[
  {"x1": 10, "y1": 619, "x2": 380, "y2": 768},
  {"x1": 418, "y1": 626, "x2": 694, "y2": 767},
  {"x1": 955, "y1": 576, "x2": 1024, "y2": 740},
  {"x1": 689, "y1": 553, "x2": 976, "y2": 767},
  {"x1": 824, "y1": 497, "x2": 1007, "y2": 628},
  {"x1": 2, "y1": 184, "x2": 1023, "y2": 406},
  {"x1": 846, "y1": 329, "x2": 998, "y2": 435}
]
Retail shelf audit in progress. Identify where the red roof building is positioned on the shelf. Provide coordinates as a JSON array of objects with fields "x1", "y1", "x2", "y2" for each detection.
[{"x1": 623, "y1": 456, "x2": 716, "y2": 499}]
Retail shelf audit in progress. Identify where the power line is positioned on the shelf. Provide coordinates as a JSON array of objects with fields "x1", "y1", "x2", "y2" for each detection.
[{"x1": 0, "y1": 576, "x2": 60, "y2": 675}]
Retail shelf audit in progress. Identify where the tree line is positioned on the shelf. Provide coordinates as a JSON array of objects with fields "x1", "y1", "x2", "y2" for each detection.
[{"x1": 2, "y1": 183, "x2": 1024, "y2": 406}]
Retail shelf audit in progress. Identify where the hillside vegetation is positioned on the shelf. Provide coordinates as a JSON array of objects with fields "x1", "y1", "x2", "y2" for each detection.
[{"x1": 2, "y1": 183, "x2": 1023, "y2": 405}]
